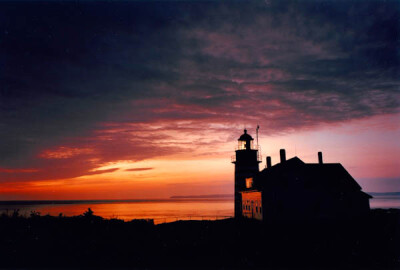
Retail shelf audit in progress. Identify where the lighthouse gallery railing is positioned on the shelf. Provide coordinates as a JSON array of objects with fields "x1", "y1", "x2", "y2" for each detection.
[{"x1": 231, "y1": 145, "x2": 262, "y2": 163}]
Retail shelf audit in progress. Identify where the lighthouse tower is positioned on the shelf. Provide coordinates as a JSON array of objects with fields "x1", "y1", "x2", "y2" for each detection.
[{"x1": 232, "y1": 129, "x2": 261, "y2": 218}]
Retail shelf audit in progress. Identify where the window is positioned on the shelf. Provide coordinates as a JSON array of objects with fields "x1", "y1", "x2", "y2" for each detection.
[
  {"x1": 238, "y1": 140, "x2": 254, "y2": 150},
  {"x1": 245, "y1": 178, "x2": 253, "y2": 188},
  {"x1": 238, "y1": 141, "x2": 246, "y2": 150}
]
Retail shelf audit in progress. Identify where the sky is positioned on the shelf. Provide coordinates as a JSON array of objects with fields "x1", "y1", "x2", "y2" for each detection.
[{"x1": 0, "y1": 0, "x2": 399, "y2": 200}]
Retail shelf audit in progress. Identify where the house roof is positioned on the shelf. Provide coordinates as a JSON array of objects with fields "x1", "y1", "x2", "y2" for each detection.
[{"x1": 255, "y1": 157, "x2": 366, "y2": 193}]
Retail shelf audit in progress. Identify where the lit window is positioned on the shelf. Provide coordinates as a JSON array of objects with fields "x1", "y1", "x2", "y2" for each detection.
[
  {"x1": 245, "y1": 178, "x2": 253, "y2": 188},
  {"x1": 238, "y1": 141, "x2": 246, "y2": 150}
]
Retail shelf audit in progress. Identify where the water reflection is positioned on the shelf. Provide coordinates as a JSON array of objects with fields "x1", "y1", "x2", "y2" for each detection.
[
  {"x1": 0, "y1": 200, "x2": 234, "y2": 224},
  {"x1": 370, "y1": 196, "x2": 400, "y2": 209}
]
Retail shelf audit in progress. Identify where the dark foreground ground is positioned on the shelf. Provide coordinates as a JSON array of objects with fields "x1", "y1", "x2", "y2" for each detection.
[{"x1": 0, "y1": 209, "x2": 399, "y2": 269}]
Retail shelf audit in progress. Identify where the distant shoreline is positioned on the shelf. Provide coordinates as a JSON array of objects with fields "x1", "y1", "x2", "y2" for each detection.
[
  {"x1": 368, "y1": 192, "x2": 400, "y2": 196},
  {"x1": 170, "y1": 194, "x2": 234, "y2": 199},
  {"x1": 0, "y1": 198, "x2": 233, "y2": 205}
]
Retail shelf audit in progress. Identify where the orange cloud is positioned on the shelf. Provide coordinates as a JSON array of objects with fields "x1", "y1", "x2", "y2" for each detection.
[
  {"x1": 125, "y1": 168, "x2": 154, "y2": 172},
  {"x1": 0, "y1": 168, "x2": 39, "y2": 173}
]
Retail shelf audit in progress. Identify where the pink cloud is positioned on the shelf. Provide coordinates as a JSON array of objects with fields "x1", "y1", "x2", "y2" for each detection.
[{"x1": 39, "y1": 147, "x2": 94, "y2": 159}]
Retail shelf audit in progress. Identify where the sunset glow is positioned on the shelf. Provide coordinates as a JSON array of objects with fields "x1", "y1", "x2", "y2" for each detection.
[{"x1": 0, "y1": 1, "x2": 399, "y2": 200}]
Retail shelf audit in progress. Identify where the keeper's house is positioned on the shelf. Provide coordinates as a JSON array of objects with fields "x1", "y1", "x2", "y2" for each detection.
[{"x1": 232, "y1": 129, "x2": 372, "y2": 221}]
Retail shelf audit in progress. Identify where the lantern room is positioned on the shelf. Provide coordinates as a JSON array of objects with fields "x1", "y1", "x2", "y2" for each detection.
[{"x1": 237, "y1": 129, "x2": 254, "y2": 150}]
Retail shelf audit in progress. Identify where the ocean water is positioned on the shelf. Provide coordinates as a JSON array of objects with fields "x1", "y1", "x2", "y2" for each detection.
[
  {"x1": 369, "y1": 193, "x2": 400, "y2": 209},
  {"x1": 0, "y1": 199, "x2": 234, "y2": 224},
  {"x1": 0, "y1": 194, "x2": 398, "y2": 224}
]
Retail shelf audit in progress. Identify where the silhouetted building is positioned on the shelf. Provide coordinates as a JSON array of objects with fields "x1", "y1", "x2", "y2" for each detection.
[
  {"x1": 232, "y1": 129, "x2": 372, "y2": 220},
  {"x1": 231, "y1": 129, "x2": 261, "y2": 218}
]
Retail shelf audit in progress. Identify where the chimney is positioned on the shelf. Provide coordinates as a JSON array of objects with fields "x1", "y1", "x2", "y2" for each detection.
[
  {"x1": 266, "y1": 156, "x2": 272, "y2": 168},
  {"x1": 318, "y1": 152, "x2": 323, "y2": 164},
  {"x1": 280, "y1": 149, "x2": 286, "y2": 163}
]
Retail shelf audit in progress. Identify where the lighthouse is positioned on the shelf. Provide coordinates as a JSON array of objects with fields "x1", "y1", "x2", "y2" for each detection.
[{"x1": 232, "y1": 129, "x2": 261, "y2": 218}]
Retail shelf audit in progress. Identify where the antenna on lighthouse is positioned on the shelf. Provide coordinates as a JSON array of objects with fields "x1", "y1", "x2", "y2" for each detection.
[{"x1": 256, "y1": 124, "x2": 260, "y2": 147}]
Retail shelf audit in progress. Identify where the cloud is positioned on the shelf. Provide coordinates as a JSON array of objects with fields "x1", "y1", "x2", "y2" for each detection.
[
  {"x1": 0, "y1": 0, "x2": 398, "y2": 182},
  {"x1": 86, "y1": 168, "x2": 119, "y2": 175},
  {"x1": 125, "y1": 168, "x2": 154, "y2": 172},
  {"x1": 39, "y1": 147, "x2": 94, "y2": 159},
  {"x1": 0, "y1": 168, "x2": 39, "y2": 173}
]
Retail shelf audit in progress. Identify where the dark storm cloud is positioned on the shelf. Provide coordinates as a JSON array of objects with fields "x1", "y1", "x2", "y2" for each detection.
[{"x1": 0, "y1": 0, "x2": 399, "y2": 179}]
